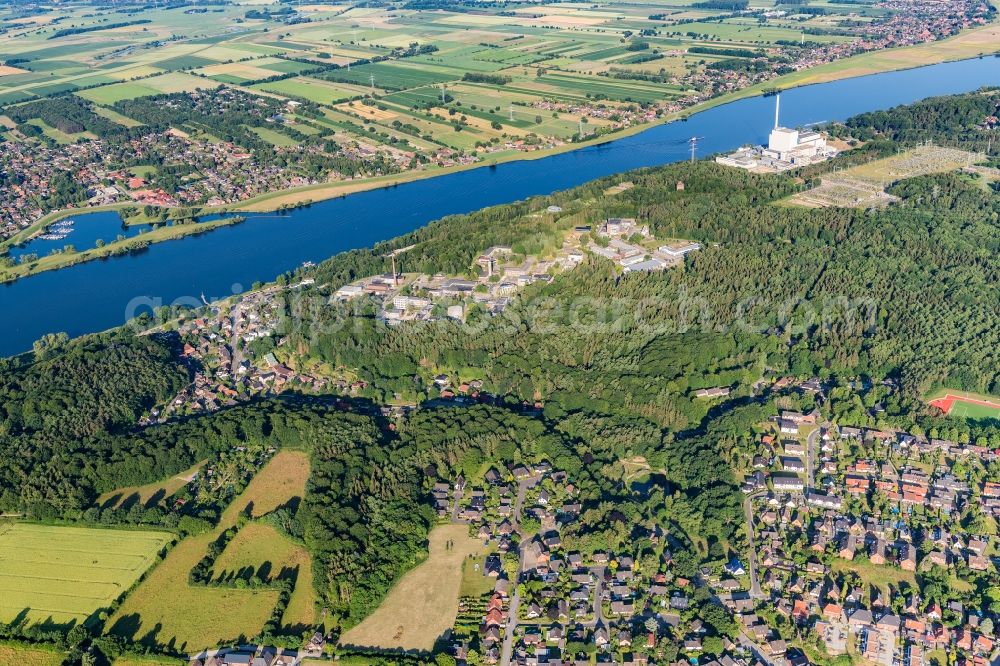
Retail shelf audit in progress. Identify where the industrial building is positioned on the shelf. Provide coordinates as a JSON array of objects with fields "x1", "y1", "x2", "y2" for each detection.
[{"x1": 716, "y1": 94, "x2": 838, "y2": 171}]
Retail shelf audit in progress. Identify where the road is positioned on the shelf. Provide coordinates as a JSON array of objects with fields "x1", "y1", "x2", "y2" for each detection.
[
  {"x1": 581, "y1": 566, "x2": 606, "y2": 628},
  {"x1": 511, "y1": 475, "x2": 540, "y2": 531},
  {"x1": 500, "y1": 582, "x2": 521, "y2": 666},
  {"x1": 737, "y1": 631, "x2": 780, "y2": 666},
  {"x1": 743, "y1": 492, "x2": 764, "y2": 599},
  {"x1": 500, "y1": 474, "x2": 541, "y2": 666},
  {"x1": 450, "y1": 486, "x2": 465, "y2": 522}
]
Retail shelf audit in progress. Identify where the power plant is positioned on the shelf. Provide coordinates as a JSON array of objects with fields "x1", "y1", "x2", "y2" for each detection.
[{"x1": 716, "y1": 93, "x2": 839, "y2": 171}]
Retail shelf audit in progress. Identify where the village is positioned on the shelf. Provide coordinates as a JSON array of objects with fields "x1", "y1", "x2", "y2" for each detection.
[
  {"x1": 421, "y1": 389, "x2": 1000, "y2": 666},
  {"x1": 739, "y1": 401, "x2": 1000, "y2": 666},
  {"x1": 186, "y1": 635, "x2": 327, "y2": 666},
  {"x1": 153, "y1": 213, "x2": 701, "y2": 419}
]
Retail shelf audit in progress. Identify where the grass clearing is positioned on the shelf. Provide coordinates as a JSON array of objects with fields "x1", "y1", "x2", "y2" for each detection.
[
  {"x1": 107, "y1": 451, "x2": 312, "y2": 652},
  {"x1": 830, "y1": 558, "x2": 916, "y2": 596},
  {"x1": 0, "y1": 524, "x2": 172, "y2": 626},
  {"x1": 97, "y1": 460, "x2": 206, "y2": 510},
  {"x1": 213, "y1": 522, "x2": 317, "y2": 630},
  {"x1": 459, "y1": 553, "x2": 496, "y2": 598},
  {"x1": 339, "y1": 523, "x2": 485, "y2": 651},
  {"x1": 113, "y1": 656, "x2": 185, "y2": 666},
  {"x1": 0, "y1": 643, "x2": 65, "y2": 666},
  {"x1": 251, "y1": 125, "x2": 300, "y2": 148}
]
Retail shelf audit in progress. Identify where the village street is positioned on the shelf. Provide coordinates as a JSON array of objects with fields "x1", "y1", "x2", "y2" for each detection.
[{"x1": 743, "y1": 491, "x2": 764, "y2": 600}]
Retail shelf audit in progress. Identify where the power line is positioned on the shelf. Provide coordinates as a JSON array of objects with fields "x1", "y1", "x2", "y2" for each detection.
[{"x1": 689, "y1": 136, "x2": 704, "y2": 163}]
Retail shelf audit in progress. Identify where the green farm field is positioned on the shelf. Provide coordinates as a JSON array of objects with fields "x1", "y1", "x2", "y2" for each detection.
[
  {"x1": 252, "y1": 77, "x2": 367, "y2": 105},
  {"x1": 0, "y1": 524, "x2": 172, "y2": 626}
]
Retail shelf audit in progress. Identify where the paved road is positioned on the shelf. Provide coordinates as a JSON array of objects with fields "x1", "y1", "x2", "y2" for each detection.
[
  {"x1": 450, "y1": 487, "x2": 465, "y2": 522},
  {"x1": 743, "y1": 492, "x2": 764, "y2": 599},
  {"x1": 737, "y1": 631, "x2": 779, "y2": 666},
  {"x1": 581, "y1": 566, "x2": 606, "y2": 628},
  {"x1": 512, "y1": 475, "x2": 540, "y2": 531},
  {"x1": 500, "y1": 475, "x2": 540, "y2": 666},
  {"x1": 500, "y1": 584, "x2": 521, "y2": 666}
]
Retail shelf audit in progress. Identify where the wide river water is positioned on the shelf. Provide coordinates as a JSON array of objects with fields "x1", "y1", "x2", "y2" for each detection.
[{"x1": 2, "y1": 56, "x2": 999, "y2": 356}]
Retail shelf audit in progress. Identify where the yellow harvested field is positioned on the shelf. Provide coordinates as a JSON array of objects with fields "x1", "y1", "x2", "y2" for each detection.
[
  {"x1": 339, "y1": 523, "x2": 485, "y2": 651},
  {"x1": 197, "y1": 46, "x2": 267, "y2": 62},
  {"x1": 107, "y1": 451, "x2": 312, "y2": 652},
  {"x1": 337, "y1": 102, "x2": 398, "y2": 122},
  {"x1": 108, "y1": 65, "x2": 163, "y2": 80},
  {"x1": 97, "y1": 460, "x2": 206, "y2": 510},
  {"x1": 0, "y1": 65, "x2": 27, "y2": 76},
  {"x1": 529, "y1": 14, "x2": 608, "y2": 27},
  {"x1": 202, "y1": 62, "x2": 284, "y2": 80}
]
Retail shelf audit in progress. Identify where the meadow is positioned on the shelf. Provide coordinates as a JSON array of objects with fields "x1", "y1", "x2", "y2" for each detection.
[
  {"x1": 97, "y1": 460, "x2": 206, "y2": 511},
  {"x1": 0, "y1": 524, "x2": 172, "y2": 626},
  {"x1": 107, "y1": 450, "x2": 313, "y2": 652},
  {"x1": 0, "y1": 642, "x2": 65, "y2": 666},
  {"x1": 338, "y1": 523, "x2": 485, "y2": 651}
]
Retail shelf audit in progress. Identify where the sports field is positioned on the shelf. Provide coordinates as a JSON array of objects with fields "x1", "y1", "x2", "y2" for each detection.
[
  {"x1": 338, "y1": 523, "x2": 485, "y2": 651},
  {"x1": 928, "y1": 390, "x2": 1000, "y2": 420},
  {"x1": 0, "y1": 524, "x2": 172, "y2": 625}
]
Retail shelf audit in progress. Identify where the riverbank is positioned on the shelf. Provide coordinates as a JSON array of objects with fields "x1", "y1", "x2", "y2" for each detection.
[{"x1": 0, "y1": 216, "x2": 246, "y2": 283}]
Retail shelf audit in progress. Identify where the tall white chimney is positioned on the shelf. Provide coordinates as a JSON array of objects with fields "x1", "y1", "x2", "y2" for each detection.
[{"x1": 774, "y1": 93, "x2": 781, "y2": 130}]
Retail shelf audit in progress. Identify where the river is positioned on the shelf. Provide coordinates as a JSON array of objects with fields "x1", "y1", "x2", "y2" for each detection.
[{"x1": 2, "y1": 56, "x2": 999, "y2": 356}]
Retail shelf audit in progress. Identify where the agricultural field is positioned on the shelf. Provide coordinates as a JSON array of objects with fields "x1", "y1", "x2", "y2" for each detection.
[
  {"x1": 0, "y1": 524, "x2": 172, "y2": 626},
  {"x1": 0, "y1": 0, "x2": 982, "y2": 167},
  {"x1": 252, "y1": 77, "x2": 367, "y2": 105},
  {"x1": 338, "y1": 523, "x2": 485, "y2": 651},
  {"x1": 107, "y1": 451, "x2": 312, "y2": 652}
]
